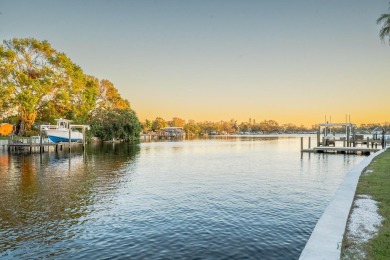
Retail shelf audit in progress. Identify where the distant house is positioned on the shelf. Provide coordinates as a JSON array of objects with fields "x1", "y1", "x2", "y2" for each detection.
[
  {"x1": 371, "y1": 127, "x2": 383, "y2": 135},
  {"x1": 371, "y1": 127, "x2": 383, "y2": 140},
  {"x1": 161, "y1": 127, "x2": 185, "y2": 136}
]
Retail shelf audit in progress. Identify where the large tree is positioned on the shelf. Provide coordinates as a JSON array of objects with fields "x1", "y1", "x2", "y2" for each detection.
[
  {"x1": 0, "y1": 38, "x2": 98, "y2": 134},
  {"x1": 377, "y1": 3, "x2": 390, "y2": 45}
]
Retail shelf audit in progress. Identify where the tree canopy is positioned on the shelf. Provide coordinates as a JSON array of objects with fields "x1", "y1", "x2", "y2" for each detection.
[
  {"x1": 377, "y1": 2, "x2": 390, "y2": 45},
  {"x1": 151, "y1": 117, "x2": 168, "y2": 131},
  {"x1": 88, "y1": 108, "x2": 141, "y2": 141},
  {"x1": 0, "y1": 37, "x2": 139, "y2": 138}
]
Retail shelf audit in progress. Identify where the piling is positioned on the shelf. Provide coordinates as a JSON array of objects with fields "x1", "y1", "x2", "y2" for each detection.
[
  {"x1": 382, "y1": 130, "x2": 385, "y2": 148},
  {"x1": 317, "y1": 126, "x2": 321, "y2": 146},
  {"x1": 7, "y1": 136, "x2": 11, "y2": 152},
  {"x1": 82, "y1": 127, "x2": 86, "y2": 150},
  {"x1": 29, "y1": 136, "x2": 32, "y2": 153},
  {"x1": 69, "y1": 128, "x2": 71, "y2": 152}
]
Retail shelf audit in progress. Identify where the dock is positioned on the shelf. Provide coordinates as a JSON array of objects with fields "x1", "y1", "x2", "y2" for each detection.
[
  {"x1": 4, "y1": 136, "x2": 84, "y2": 154},
  {"x1": 141, "y1": 127, "x2": 185, "y2": 141},
  {"x1": 302, "y1": 146, "x2": 380, "y2": 154},
  {"x1": 300, "y1": 122, "x2": 388, "y2": 155},
  {"x1": 3, "y1": 120, "x2": 89, "y2": 154}
]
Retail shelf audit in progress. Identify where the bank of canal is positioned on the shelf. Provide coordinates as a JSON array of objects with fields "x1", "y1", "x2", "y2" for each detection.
[{"x1": 342, "y1": 148, "x2": 390, "y2": 259}]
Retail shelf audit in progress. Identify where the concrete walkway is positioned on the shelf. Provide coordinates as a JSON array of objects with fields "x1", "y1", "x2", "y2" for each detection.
[{"x1": 299, "y1": 148, "x2": 387, "y2": 260}]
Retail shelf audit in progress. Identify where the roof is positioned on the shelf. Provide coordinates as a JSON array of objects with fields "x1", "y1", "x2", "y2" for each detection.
[
  {"x1": 55, "y1": 118, "x2": 73, "y2": 123},
  {"x1": 318, "y1": 123, "x2": 355, "y2": 127},
  {"x1": 162, "y1": 127, "x2": 184, "y2": 130}
]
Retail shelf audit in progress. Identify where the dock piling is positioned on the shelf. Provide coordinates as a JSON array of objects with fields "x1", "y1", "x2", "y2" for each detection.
[
  {"x1": 69, "y1": 128, "x2": 71, "y2": 152},
  {"x1": 82, "y1": 127, "x2": 86, "y2": 150},
  {"x1": 7, "y1": 136, "x2": 11, "y2": 152}
]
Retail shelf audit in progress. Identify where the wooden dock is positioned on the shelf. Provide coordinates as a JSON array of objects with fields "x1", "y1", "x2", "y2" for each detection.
[
  {"x1": 302, "y1": 146, "x2": 380, "y2": 154},
  {"x1": 141, "y1": 133, "x2": 185, "y2": 141},
  {"x1": 299, "y1": 121, "x2": 388, "y2": 155},
  {"x1": 5, "y1": 136, "x2": 85, "y2": 154},
  {"x1": 300, "y1": 136, "x2": 386, "y2": 155}
]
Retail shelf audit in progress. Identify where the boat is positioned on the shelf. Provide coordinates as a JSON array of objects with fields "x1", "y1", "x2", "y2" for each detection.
[{"x1": 43, "y1": 118, "x2": 83, "y2": 143}]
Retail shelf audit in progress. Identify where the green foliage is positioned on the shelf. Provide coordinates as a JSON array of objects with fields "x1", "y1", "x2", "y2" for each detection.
[
  {"x1": 377, "y1": 10, "x2": 390, "y2": 45},
  {"x1": 0, "y1": 38, "x2": 97, "y2": 131},
  {"x1": 184, "y1": 120, "x2": 201, "y2": 135},
  {"x1": 169, "y1": 117, "x2": 186, "y2": 127},
  {"x1": 96, "y1": 79, "x2": 130, "y2": 110},
  {"x1": 0, "y1": 38, "x2": 60, "y2": 132},
  {"x1": 152, "y1": 117, "x2": 168, "y2": 131},
  {"x1": 0, "y1": 37, "x2": 135, "y2": 136},
  {"x1": 142, "y1": 119, "x2": 153, "y2": 132},
  {"x1": 88, "y1": 108, "x2": 141, "y2": 141},
  {"x1": 143, "y1": 117, "x2": 320, "y2": 135}
]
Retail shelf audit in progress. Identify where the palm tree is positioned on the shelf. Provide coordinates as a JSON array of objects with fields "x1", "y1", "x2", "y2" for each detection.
[{"x1": 377, "y1": 3, "x2": 390, "y2": 45}]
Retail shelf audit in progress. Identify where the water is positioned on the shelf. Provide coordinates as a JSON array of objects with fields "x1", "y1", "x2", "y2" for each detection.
[{"x1": 0, "y1": 136, "x2": 364, "y2": 259}]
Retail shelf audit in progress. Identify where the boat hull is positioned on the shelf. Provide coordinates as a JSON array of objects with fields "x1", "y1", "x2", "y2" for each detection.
[{"x1": 45, "y1": 129, "x2": 83, "y2": 143}]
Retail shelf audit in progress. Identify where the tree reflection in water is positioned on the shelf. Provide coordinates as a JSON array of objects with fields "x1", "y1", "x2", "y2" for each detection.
[{"x1": 0, "y1": 143, "x2": 140, "y2": 258}]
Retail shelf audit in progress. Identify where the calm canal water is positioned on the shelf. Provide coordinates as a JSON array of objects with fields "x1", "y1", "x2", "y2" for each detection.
[{"x1": 0, "y1": 136, "x2": 364, "y2": 259}]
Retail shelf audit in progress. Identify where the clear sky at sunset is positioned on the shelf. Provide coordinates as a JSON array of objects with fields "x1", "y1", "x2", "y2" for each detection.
[{"x1": 1, "y1": 0, "x2": 389, "y2": 126}]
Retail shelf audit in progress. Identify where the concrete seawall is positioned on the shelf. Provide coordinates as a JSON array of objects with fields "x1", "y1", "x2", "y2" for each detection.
[{"x1": 299, "y1": 148, "x2": 387, "y2": 260}]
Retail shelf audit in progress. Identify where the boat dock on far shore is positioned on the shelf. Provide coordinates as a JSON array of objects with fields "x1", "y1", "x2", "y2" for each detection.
[{"x1": 300, "y1": 122, "x2": 388, "y2": 155}]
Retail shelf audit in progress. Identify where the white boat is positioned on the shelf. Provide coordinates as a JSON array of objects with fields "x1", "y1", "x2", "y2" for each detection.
[{"x1": 43, "y1": 119, "x2": 83, "y2": 143}]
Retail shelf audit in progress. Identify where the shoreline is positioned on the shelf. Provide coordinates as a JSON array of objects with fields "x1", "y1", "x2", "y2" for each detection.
[{"x1": 299, "y1": 148, "x2": 387, "y2": 259}]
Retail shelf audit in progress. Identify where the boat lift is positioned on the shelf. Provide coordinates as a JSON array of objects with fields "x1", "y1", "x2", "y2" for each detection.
[{"x1": 39, "y1": 121, "x2": 89, "y2": 152}]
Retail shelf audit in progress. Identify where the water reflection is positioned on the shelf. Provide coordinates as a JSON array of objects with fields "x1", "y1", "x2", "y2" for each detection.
[
  {"x1": 0, "y1": 138, "x2": 364, "y2": 259},
  {"x1": 0, "y1": 143, "x2": 140, "y2": 258}
]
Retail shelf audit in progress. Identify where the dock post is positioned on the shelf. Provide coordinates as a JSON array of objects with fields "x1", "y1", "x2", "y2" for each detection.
[
  {"x1": 382, "y1": 129, "x2": 385, "y2": 148},
  {"x1": 346, "y1": 127, "x2": 350, "y2": 147},
  {"x1": 301, "y1": 137, "x2": 303, "y2": 151},
  {"x1": 367, "y1": 137, "x2": 369, "y2": 148},
  {"x1": 69, "y1": 128, "x2": 72, "y2": 152},
  {"x1": 82, "y1": 126, "x2": 86, "y2": 151},
  {"x1": 40, "y1": 128, "x2": 43, "y2": 153},
  {"x1": 317, "y1": 126, "x2": 320, "y2": 146},
  {"x1": 29, "y1": 136, "x2": 32, "y2": 154},
  {"x1": 308, "y1": 137, "x2": 311, "y2": 149},
  {"x1": 7, "y1": 135, "x2": 11, "y2": 152}
]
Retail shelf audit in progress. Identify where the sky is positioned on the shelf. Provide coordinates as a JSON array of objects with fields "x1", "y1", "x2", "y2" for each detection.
[{"x1": 1, "y1": 0, "x2": 389, "y2": 126}]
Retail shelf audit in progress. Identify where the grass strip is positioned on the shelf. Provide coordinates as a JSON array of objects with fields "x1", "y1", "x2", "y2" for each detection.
[{"x1": 342, "y1": 149, "x2": 390, "y2": 258}]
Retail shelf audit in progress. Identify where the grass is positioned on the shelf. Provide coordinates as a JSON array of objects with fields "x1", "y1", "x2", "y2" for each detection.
[{"x1": 342, "y1": 148, "x2": 390, "y2": 259}]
